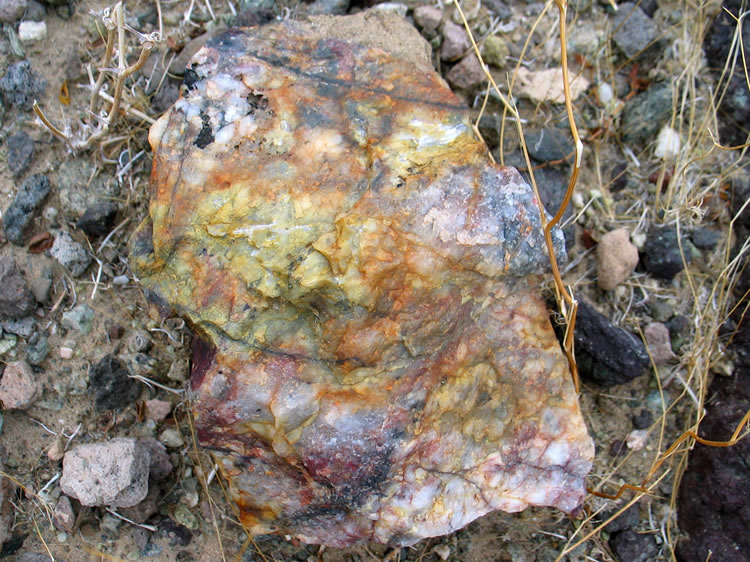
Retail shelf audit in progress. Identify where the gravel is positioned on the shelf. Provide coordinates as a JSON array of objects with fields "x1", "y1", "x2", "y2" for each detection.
[{"x1": 3, "y1": 174, "x2": 51, "y2": 245}]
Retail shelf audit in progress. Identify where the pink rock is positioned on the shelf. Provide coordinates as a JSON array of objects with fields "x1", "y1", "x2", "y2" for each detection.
[
  {"x1": 0, "y1": 360, "x2": 39, "y2": 409},
  {"x1": 597, "y1": 228, "x2": 639, "y2": 291},
  {"x1": 60, "y1": 438, "x2": 150, "y2": 508},
  {"x1": 145, "y1": 398, "x2": 172, "y2": 422},
  {"x1": 53, "y1": 495, "x2": 75, "y2": 532},
  {"x1": 413, "y1": 5, "x2": 442, "y2": 33},
  {"x1": 440, "y1": 20, "x2": 471, "y2": 61},
  {"x1": 446, "y1": 53, "x2": 487, "y2": 89},
  {"x1": 644, "y1": 322, "x2": 673, "y2": 365}
]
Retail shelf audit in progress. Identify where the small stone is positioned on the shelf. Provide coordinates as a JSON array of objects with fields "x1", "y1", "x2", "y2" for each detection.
[
  {"x1": 516, "y1": 66, "x2": 590, "y2": 104},
  {"x1": 0, "y1": 256, "x2": 35, "y2": 319},
  {"x1": 691, "y1": 228, "x2": 720, "y2": 251},
  {"x1": 440, "y1": 20, "x2": 470, "y2": 61},
  {"x1": 305, "y1": 0, "x2": 349, "y2": 15},
  {"x1": 138, "y1": 437, "x2": 173, "y2": 481},
  {"x1": 373, "y1": 2, "x2": 407, "y2": 18},
  {"x1": 127, "y1": 330, "x2": 152, "y2": 353},
  {"x1": 173, "y1": 503, "x2": 199, "y2": 530},
  {"x1": 21, "y1": 0, "x2": 44, "y2": 21},
  {"x1": 88, "y1": 354, "x2": 141, "y2": 411},
  {"x1": 649, "y1": 299, "x2": 674, "y2": 323},
  {"x1": 481, "y1": 35, "x2": 509, "y2": 69},
  {"x1": 413, "y1": 5, "x2": 442, "y2": 33},
  {"x1": 621, "y1": 82, "x2": 673, "y2": 146},
  {"x1": 61, "y1": 304, "x2": 94, "y2": 335},
  {"x1": 158, "y1": 428, "x2": 184, "y2": 449},
  {"x1": 145, "y1": 399, "x2": 171, "y2": 422},
  {"x1": 609, "y1": 439, "x2": 627, "y2": 457},
  {"x1": 642, "y1": 225, "x2": 691, "y2": 280},
  {"x1": 61, "y1": 438, "x2": 150, "y2": 508},
  {"x1": 526, "y1": 128, "x2": 574, "y2": 163},
  {"x1": 609, "y1": 530, "x2": 658, "y2": 562},
  {"x1": 18, "y1": 20, "x2": 46, "y2": 42},
  {"x1": 626, "y1": 429, "x2": 649, "y2": 451},
  {"x1": 0, "y1": 0, "x2": 27, "y2": 22},
  {"x1": 53, "y1": 496, "x2": 75, "y2": 532},
  {"x1": 0, "y1": 360, "x2": 39, "y2": 409},
  {"x1": 29, "y1": 265, "x2": 52, "y2": 305},
  {"x1": 611, "y1": 2, "x2": 658, "y2": 60},
  {"x1": 632, "y1": 408, "x2": 653, "y2": 430},
  {"x1": 3, "y1": 174, "x2": 51, "y2": 245},
  {"x1": 112, "y1": 274, "x2": 130, "y2": 286},
  {"x1": 597, "y1": 229, "x2": 639, "y2": 291},
  {"x1": 1, "y1": 316, "x2": 35, "y2": 338},
  {"x1": 575, "y1": 299, "x2": 650, "y2": 386},
  {"x1": 166, "y1": 359, "x2": 188, "y2": 382},
  {"x1": 0, "y1": 60, "x2": 47, "y2": 110},
  {"x1": 433, "y1": 545, "x2": 451, "y2": 560},
  {"x1": 47, "y1": 434, "x2": 65, "y2": 461},
  {"x1": 6, "y1": 131, "x2": 34, "y2": 177},
  {"x1": 483, "y1": 0, "x2": 512, "y2": 19},
  {"x1": 76, "y1": 200, "x2": 118, "y2": 237},
  {"x1": 49, "y1": 231, "x2": 92, "y2": 277},
  {"x1": 446, "y1": 53, "x2": 486, "y2": 89},
  {"x1": 26, "y1": 334, "x2": 49, "y2": 367},
  {"x1": 601, "y1": 503, "x2": 640, "y2": 534},
  {"x1": 644, "y1": 322, "x2": 673, "y2": 364},
  {"x1": 59, "y1": 346, "x2": 73, "y2": 359},
  {"x1": 119, "y1": 485, "x2": 160, "y2": 524},
  {"x1": 0, "y1": 336, "x2": 17, "y2": 356}
]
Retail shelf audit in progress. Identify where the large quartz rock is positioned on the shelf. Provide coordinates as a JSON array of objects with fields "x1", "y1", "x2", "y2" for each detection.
[{"x1": 130, "y1": 11, "x2": 594, "y2": 548}]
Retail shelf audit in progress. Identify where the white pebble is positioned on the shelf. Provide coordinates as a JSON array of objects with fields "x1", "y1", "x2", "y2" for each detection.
[
  {"x1": 59, "y1": 346, "x2": 74, "y2": 359},
  {"x1": 654, "y1": 125, "x2": 681, "y2": 159},
  {"x1": 18, "y1": 21, "x2": 47, "y2": 42},
  {"x1": 112, "y1": 275, "x2": 130, "y2": 286},
  {"x1": 626, "y1": 429, "x2": 649, "y2": 451}
]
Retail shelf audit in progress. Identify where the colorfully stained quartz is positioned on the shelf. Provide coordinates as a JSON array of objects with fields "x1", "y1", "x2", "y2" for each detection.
[{"x1": 130, "y1": 13, "x2": 594, "y2": 547}]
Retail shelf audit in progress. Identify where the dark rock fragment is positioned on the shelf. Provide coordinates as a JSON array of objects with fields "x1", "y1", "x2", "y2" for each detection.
[
  {"x1": 526, "y1": 167, "x2": 574, "y2": 250},
  {"x1": 88, "y1": 354, "x2": 141, "y2": 411},
  {"x1": 6, "y1": 131, "x2": 34, "y2": 177},
  {"x1": 611, "y1": 3, "x2": 658, "y2": 60},
  {"x1": 621, "y1": 82, "x2": 673, "y2": 146},
  {"x1": 691, "y1": 227, "x2": 720, "y2": 251},
  {"x1": 0, "y1": 61, "x2": 46, "y2": 111},
  {"x1": 632, "y1": 408, "x2": 653, "y2": 430},
  {"x1": 76, "y1": 200, "x2": 118, "y2": 237},
  {"x1": 574, "y1": 299, "x2": 649, "y2": 386},
  {"x1": 0, "y1": 256, "x2": 35, "y2": 319},
  {"x1": 609, "y1": 530, "x2": 658, "y2": 562},
  {"x1": 676, "y1": 366, "x2": 750, "y2": 562},
  {"x1": 3, "y1": 174, "x2": 51, "y2": 245},
  {"x1": 601, "y1": 503, "x2": 640, "y2": 533},
  {"x1": 526, "y1": 128, "x2": 574, "y2": 163},
  {"x1": 642, "y1": 225, "x2": 692, "y2": 280}
]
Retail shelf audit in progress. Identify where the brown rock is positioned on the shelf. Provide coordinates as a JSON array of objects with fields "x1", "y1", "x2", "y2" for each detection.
[
  {"x1": 0, "y1": 360, "x2": 40, "y2": 409},
  {"x1": 440, "y1": 20, "x2": 471, "y2": 61},
  {"x1": 644, "y1": 322, "x2": 673, "y2": 365},
  {"x1": 130, "y1": 15, "x2": 593, "y2": 548},
  {"x1": 597, "y1": 228, "x2": 639, "y2": 290},
  {"x1": 144, "y1": 398, "x2": 172, "y2": 422},
  {"x1": 446, "y1": 53, "x2": 487, "y2": 89},
  {"x1": 53, "y1": 496, "x2": 75, "y2": 532}
]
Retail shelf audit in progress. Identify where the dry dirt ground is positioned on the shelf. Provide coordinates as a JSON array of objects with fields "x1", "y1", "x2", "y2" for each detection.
[{"x1": 0, "y1": 0, "x2": 748, "y2": 561}]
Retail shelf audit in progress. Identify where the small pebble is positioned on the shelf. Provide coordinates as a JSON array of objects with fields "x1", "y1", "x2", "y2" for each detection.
[
  {"x1": 597, "y1": 229, "x2": 639, "y2": 291},
  {"x1": 49, "y1": 231, "x2": 92, "y2": 277},
  {"x1": 127, "y1": 330, "x2": 152, "y2": 353},
  {"x1": 18, "y1": 20, "x2": 46, "y2": 42},
  {"x1": 53, "y1": 496, "x2": 75, "y2": 532},
  {"x1": 0, "y1": 256, "x2": 36, "y2": 319},
  {"x1": 145, "y1": 399, "x2": 172, "y2": 422},
  {"x1": 6, "y1": 131, "x2": 34, "y2": 177},
  {"x1": 166, "y1": 359, "x2": 188, "y2": 382},
  {"x1": 609, "y1": 530, "x2": 658, "y2": 562},
  {"x1": 0, "y1": 60, "x2": 47, "y2": 110},
  {"x1": 47, "y1": 434, "x2": 65, "y2": 462},
  {"x1": 62, "y1": 304, "x2": 94, "y2": 335},
  {"x1": 609, "y1": 439, "x2": 627, "y2": 457},
  {"x1": 446, "y1": 53, "x2": 486, "y2": 89},
  {"x1": 644, "y1": 322, "x2": 673, "y2": 364},
  {"x1": 59, "y1": 346, "x2": 73, "y2": 359},
  {"x1": 626, "y1": 429, "x2": 649, "y2": 451},
  {"x1": 112, "y1": 275, "x2": 129, "y2": 286},
  {"x1": 413, "y1": 4, "x2": 442, "y2": 33},
  {"x1": 3, "y1": 174, "x2": 51, "y2": 246},
  {"x1": 159, "y1": 428, "x2": 184, "y2": 449},
  {"x1": 0, "y1": 0, "x2": 27, "y2": 22},
  {"x1": 632, "y1": 408, "x2": 653, "y2": 429},
  {"x1": 440, "y1": 20, "x2": 470, "y2": 61},
  {"x1": 654, "y1": 125, "x2": 680, "y2": 159},
  {"x1": 0, "y1": 360, "x2": 39, "y2": 408}
]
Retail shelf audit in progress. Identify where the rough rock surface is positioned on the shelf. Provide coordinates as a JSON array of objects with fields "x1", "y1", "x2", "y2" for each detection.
[
  {"x1": 0, "y1": 256, "x2": 35, "y2": 319},
  {"x1": 597, "y1": 228, "x2": 639, "y2": 291},
  {"x1": 0, "y1": 360, "x2": 40, "y2": 409},
  {"x1": 3, "y1": 174, "x2": 51, "y2": 245},
  {"x1": 130, "y1": 16, "x2": 593, "y2": 547},
  {"x1": 60, "y1": 438, "x2": 150, "y2": 508}
]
